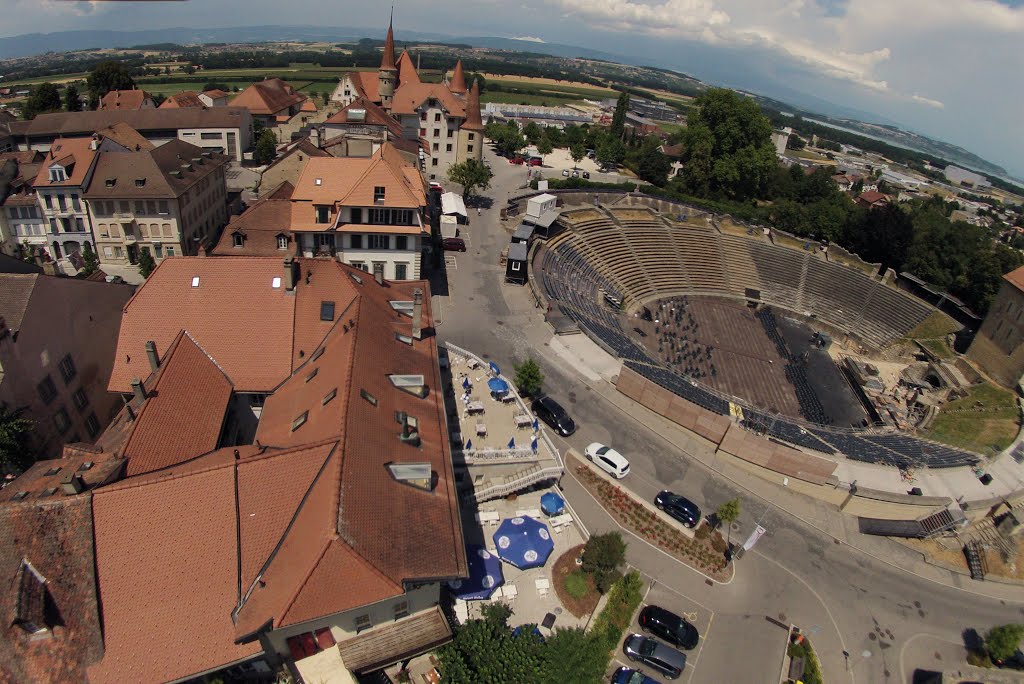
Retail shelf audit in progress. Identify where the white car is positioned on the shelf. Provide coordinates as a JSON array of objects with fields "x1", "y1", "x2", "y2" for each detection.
[{"x1": 585, "y1": 442, "x2": 630, "y2": 478}]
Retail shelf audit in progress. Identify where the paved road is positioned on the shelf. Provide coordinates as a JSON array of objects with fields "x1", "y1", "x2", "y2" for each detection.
[{"x1": 436, "y1": 146, "x2": 1024, "y2": 684}]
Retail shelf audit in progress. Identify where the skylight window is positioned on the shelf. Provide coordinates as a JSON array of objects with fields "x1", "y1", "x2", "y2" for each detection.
[
  {"x1": 272, "y1": 276, "x2": 282, "y2": 289},
  {"x1": 315, "y1": 178, "x2": 323, "y2": 186},
  {"x1": 386, "y1": 462, "x2": 434, "y2": 492},
  {"x1": 322, "y1": 388, "x2": 337, "y2": 405},
  {"x1": 320, "y1": 301, "x2": 336, "y2": 322},
  {"x1": 395, "y1": 332, "x2": 413, "y2": 346},
  {"x1": 306, "y1": 367, "x2": 319, "y2": 383},
  {"x1": 311, "y1": 347, "x2": 325, "y2": 362},
  {"x1": 360, "y1": 389, "x2": 378, "y2": 406},
  {"x1": 389, "y1": 374, "x2": 427, "y2": 398},
  {"x1": 191, "y1": 276, "x2": 200, "y2": 288},
  {"x1": 291, "y1": 411, "x2": 308, "y2": 432}
]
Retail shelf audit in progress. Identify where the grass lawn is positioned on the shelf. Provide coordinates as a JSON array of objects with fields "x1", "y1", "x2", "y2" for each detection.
[
  {"x1": 926, "y1": 382, "x2": 1020, "y2": 456},
  {"x1": 919, "y1": 338, "x2": 955, "y2": 360},
  {"x1": 905, "y1": 311, "x2": 962, "y2": 340}
]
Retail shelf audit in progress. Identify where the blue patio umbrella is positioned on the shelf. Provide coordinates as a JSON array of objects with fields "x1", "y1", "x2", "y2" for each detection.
[
  {"x1": 540, "y1": 492, "x2": 565, "y2": 516},
  {"x1": 507, "y1": 436, "x2": 516, "y2": 449},
  {"x1": 532, "y1": 418, "x2": 539, "y2": 431},
  {"x1": 462, "y1": 376, "x2": 471, "y2": 390},
  {"x1": 531, "y1": 435, "x2": 539, "y2": 454},
  {"x1": 493, "y1": 516, "x2": 555, "y2": 569},
  {"x1": 489, "y1": 361, "x2": 501, "y2": 376},
  {"x1": 447, "y1": 545, "x2": 504, "y2": 600},
  {"x1": 487, "y1": 377, "x2": 510, "y2": 393},
  {"x1": 464, "y1": 439, "x2": 472, "y2": 450}
]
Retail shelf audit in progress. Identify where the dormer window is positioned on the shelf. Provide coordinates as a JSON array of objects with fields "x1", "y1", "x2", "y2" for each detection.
[
  {"x1": 48, "y1": 167, "x2": 65, "y2": 183},
  {"x1": 134, "y1": 178, "x2": 146, "y2": 187},
  {"x1": 389, "y1": 374, "x2": 427, "y2": 398},
  {"x1": 105, "y1": 178, "x2": 116, "y2": 187},
  {"x1": 315, "y1": 205, "x2": 330, "y2": 224},
  {"x1": 374, "y1": 186, "x2": 386, "y2": 203},
  {"x1": 232, "y1": 233, "x2": 244, "y2": 248},
  {"x1": 277, "y1": 235, "x2": 288, "y2": 250},
  {"x1": 386, "y1": 462, "x2": 434, "y2": 492}
]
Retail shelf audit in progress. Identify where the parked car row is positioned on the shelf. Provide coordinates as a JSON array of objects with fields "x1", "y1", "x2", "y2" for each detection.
[
  {"x1": 615, "y1": 605, "x2": 700, "y2": 681},
  {"x1": 561, "y1": 169, "x2": 591, "y2": 178}
]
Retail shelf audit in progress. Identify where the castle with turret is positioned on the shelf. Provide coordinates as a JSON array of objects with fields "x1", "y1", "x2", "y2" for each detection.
[{"x1": 331, "y1": 20, "x2": 484, "y2": 178}]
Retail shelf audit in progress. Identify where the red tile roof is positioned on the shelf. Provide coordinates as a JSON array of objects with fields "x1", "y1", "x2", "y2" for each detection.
[
  {"x1": 0, "y1": 496, "x2": 104, "y2": 684},
  {"x1": 159, "y1": 91, "x2": 206, "y2": 109},
  {"x1": 449, "y1": 60, "x2": 467, "y2": 94},
  {"x1": 463, "y1": 80, "x2": 484, "y2": 132},
  {"x1": 381, "y1": 23, "x2": 397, "y2": 71},
  {"x1": 212, "y1": 186, "x2": 298, "y2": 257},
  {"x1": 98, "y1": 90, "x2": 151, "y2": 111},
  {"x1": 324, "y1": 97, "x2": 403, "y2": 138},
  {"x1": 87, "y1": 455, "x2": 262, "y2": 684},
  {"x1": 109, "y1": 257, "x2": 299, "y2": 393},
  {"x1": 353, "y1": 72, "x2": 380, "y2": 103},
  {"x1": 95, "y1": 122, "x2": 154, "y2": 151},
  {"x1": 230, "y1": 78, "x2": 307, "y2": 117},
  {"x1": 396, "y1": 50, "x2": 420, "y2": 87},
  {"x1": 121, "y1": 331, "x2": 233, "y2": 476},
  {"x1": 33, "y1": 137, "x2": 97, "y2": 188},
  {"x1": 1004, "y1": 265, "x2": 1024, "y2": 293},
  {"x1": 390, "y1": 83, "x2": 466, "y2": 118}
]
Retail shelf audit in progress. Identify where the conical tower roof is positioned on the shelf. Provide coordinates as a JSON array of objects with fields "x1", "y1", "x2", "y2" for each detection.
[
  {"x1": 462, "y1": 78, "x2": 484, "y2": 131},
  {"x1": 380, "y1": 22, "x2": 397, "y2": 71},
  {"x1": 449, "y1": 60, "x2": 467, "y2": 94}
]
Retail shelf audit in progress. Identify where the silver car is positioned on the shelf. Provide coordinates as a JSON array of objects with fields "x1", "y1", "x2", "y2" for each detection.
[{"x1": 623, "y1": 633, "x2": 686, "y2": 680}]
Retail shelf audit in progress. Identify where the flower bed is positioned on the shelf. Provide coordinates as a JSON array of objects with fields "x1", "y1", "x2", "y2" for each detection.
[{"x1": 572, "y1": 459, "x2": 732, "y2": 581}]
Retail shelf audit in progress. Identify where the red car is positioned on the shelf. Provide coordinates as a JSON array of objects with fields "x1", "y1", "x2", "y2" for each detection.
[
  {"x1": 442, "y1": 237, "x2": 466, "y2": 252},
  {"x1": 429, "y1": 181, "x2": 444, "y2": 193},
  {"x1": 509, "y1": 156, "x2": 525, "y2": 165},
  {"x1": 528, "y1": 157, "x2": 542, "y2": 166}
]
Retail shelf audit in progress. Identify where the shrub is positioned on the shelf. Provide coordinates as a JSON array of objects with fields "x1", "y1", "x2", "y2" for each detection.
[
  {"x1": 564, "y1": 570, "x2": 589, "y2": 599},
  {"x1": 529, "y1": 177, "x2": 637, "y2": 192},
  {"x1": 986, "y1": 624, "x2": 1024, "y2": 663},
  {"x1": 582, "y1": 532, "x2": 626, "y2": 593},
  {"x1": 513, "y1": 358, "x2": 544, "y2": 398},
  {"x1": 694, "y1": 524, "x2": 710, "y2": 540},
  {"x1": 967, "y1": 651, "x2": 993, "y2": 668}
]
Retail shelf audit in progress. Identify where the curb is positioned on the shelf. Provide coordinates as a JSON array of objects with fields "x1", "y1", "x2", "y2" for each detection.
[{"x1": 564, "y1": 453, "x2": 735, "y2": 586}]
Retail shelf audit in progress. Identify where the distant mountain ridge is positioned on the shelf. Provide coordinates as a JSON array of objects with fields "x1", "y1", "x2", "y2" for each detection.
[{"x1": 0, "y1": 24, "x2": 1014, "y2": 181}]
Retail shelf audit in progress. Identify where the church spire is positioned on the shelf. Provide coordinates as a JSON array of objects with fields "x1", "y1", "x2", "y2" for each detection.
[
  {"x1": 463, "y1": 78, "x2": 484, "y2": 132},
  {"x1": 378, "y1": 12, "x2": 398, "y2": 110},
  {"x1": 380, "y1": 15, "x2": 397, "y2": 72}
]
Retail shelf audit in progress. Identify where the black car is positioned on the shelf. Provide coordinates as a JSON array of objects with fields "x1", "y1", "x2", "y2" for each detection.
[
  {"x1": 654, "y1": 491, "x2": 701, "y2": 528},
  {"x1": 531, "y1": 396, "x2": 576, "y2": 436},
  {"x1": 623, "y1": 634, "x2": 686, "y2": 680},
  {"x1": 639, "y1": 605, "x2": 699, "y2": 650}
]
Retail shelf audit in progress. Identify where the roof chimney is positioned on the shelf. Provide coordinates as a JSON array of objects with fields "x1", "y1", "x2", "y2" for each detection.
[
  {"x1": 130, "y1": 378, "x2": 146, "y2": 404},
  {"x1": 374, "y1": 268, "x2": 384, "y2": 286},
  {"x1": 412, "y1": 288, "x2": 423, "y2": 340},
  {"x1": 145, "y1": 341, "x2": 160, "y2": 373},
  {"x1": 60, "y1": 472, "x2": 84, "y2": 496},
  {"x1": 284, "y1": 256, "x2": 297, "y2": 291}
]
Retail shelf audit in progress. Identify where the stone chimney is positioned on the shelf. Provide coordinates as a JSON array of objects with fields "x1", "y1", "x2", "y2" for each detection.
[
  {"x1": 284, "y1": 256, "x2": 296, "y2": 291},
  {"x1": 145, "y1": 341, "x2": 160, "y2": 373},
  {"x1": 412, "y1": 288, "x2": 423, "y2": 340},
  {"x1": 130, "y1": 378, "x2": 146, "y2": 404},
  {"x1": 60, "y1": 472, "x2": 84, "y2": 496}
]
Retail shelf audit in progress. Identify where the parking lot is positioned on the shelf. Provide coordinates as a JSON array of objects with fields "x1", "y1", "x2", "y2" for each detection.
[{"x1": 608, "y1": 578, "x2": 714, "y2": 684}]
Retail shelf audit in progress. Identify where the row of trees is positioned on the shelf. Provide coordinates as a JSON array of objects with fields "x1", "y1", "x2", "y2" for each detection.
[{"x1": 23, "y1": 60, "x2": 138, "y2": 117}]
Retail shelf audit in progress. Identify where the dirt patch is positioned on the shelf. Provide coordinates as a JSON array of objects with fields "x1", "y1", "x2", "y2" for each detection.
[
  {"x1": 901, "y1": 537, "x2": 1024, "y2": 581},
  {"x1": 552, "y1": 544, "x2": 601, "y2": 618},
  {"x1": 563, "y1": 209, "x2": 603, "y2": 223},
  {"x1": 609, "y1": 209, "x2": 657, "y2": 221}
]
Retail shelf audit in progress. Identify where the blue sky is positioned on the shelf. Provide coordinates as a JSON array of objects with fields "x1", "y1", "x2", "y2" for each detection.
[{"x1": 6, "y1": 1, "x2": 1024, "y2": 177}]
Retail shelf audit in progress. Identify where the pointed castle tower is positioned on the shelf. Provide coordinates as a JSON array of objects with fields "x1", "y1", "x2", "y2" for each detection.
[
  {"x1": 378, "y1": 19, "x2": 398, "y2": 111},
  {"x1": 457, "y1": 78, "x2": 485, "y2": 163},
  {"x1": 449, "y1": 60, "x2": 467, "y2": 95}
]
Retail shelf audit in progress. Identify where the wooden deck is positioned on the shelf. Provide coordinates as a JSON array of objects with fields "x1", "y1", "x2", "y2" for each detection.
[{"x1": 337, "y1": 606, "x2": 452, "y2": 674}]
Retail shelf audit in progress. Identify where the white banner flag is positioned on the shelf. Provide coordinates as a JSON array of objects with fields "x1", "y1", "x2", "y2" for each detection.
[{"x1": 742, "y1": 524, "x2": 767, "y2": 551}]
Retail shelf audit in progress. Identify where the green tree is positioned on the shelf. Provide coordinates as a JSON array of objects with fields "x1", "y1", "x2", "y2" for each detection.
[
  {"x1": 535, "y1": 138, "x2": 554, "y2": 165},
  {"x1": 86, "y1": 60, "x2": 136, "y2": 101},
  {"x1": 80, "y1": 243, "x2": 98, "y2": 277},
  {"x1": 513, "y1": 357, "x2": 544, "y2": 397},
  {"x1": 321, "y1": 91, "x2": 329, "y2": 106},
  {"x1": 437, "y1": 603, "x2": 543, "y2": 684},
  {"x1": 680, "y1": 88, "x2": 776, "y2": 200},
  {"x1": 636, "y1": 147, "x2": 670, "y2": 186},
  {"x1": 447, "y1": 158, "x2": 493, "y2": 200},
  {"x1": 0, "y1": 406, "x2": 33, "y2": 473},
  {"x1": 596, "y1": 138, "x2": 626, "y2": 169},
  {"x1": 610, "y1": 91, "x2": 630, "y2": 140},
  {"x1": 986, "y1": 624, "x2": 1024, "y2": 663},
  {"x1": 785, "y1": 134, "x2": 805, "y2": 150},
  {"x1": 254, "y1": 129, "x2": 278, "y2": 165},
  {"x1": 137, "y1": 247, "x2": 157, "y2": 278},
  {"x1": 715, "y1": 497, "x2": 741, "y2": 544},
  {"x1": 63, "y1": 84, "x2": 82, "y2": 112},
  {"x1": 569, "y1": 142, "x2": 586, "y2": 169},
  {"x1": 23, "y1": 83, "x2": 62, "y2": 119},
  {"x1": 202, "y1": 81, "x2": 229, "y2": 92},
  {"x1": 540, "y1": 627, "x2": 607, "y2": 684},
  {"x1": 522, "y1": 121, "x2": 544, "y2": 146},
  {"x1": 581, "y1": 532, "x2": 626, "y2": 593}
]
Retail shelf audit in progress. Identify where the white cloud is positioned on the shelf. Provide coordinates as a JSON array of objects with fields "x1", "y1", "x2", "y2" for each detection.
[
  {"x1": 510, "y1": 35, "x2": 546, "y2": 42},
  {"x1": 911, "y1": 94, "x2": 945, "y2": 109}
]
